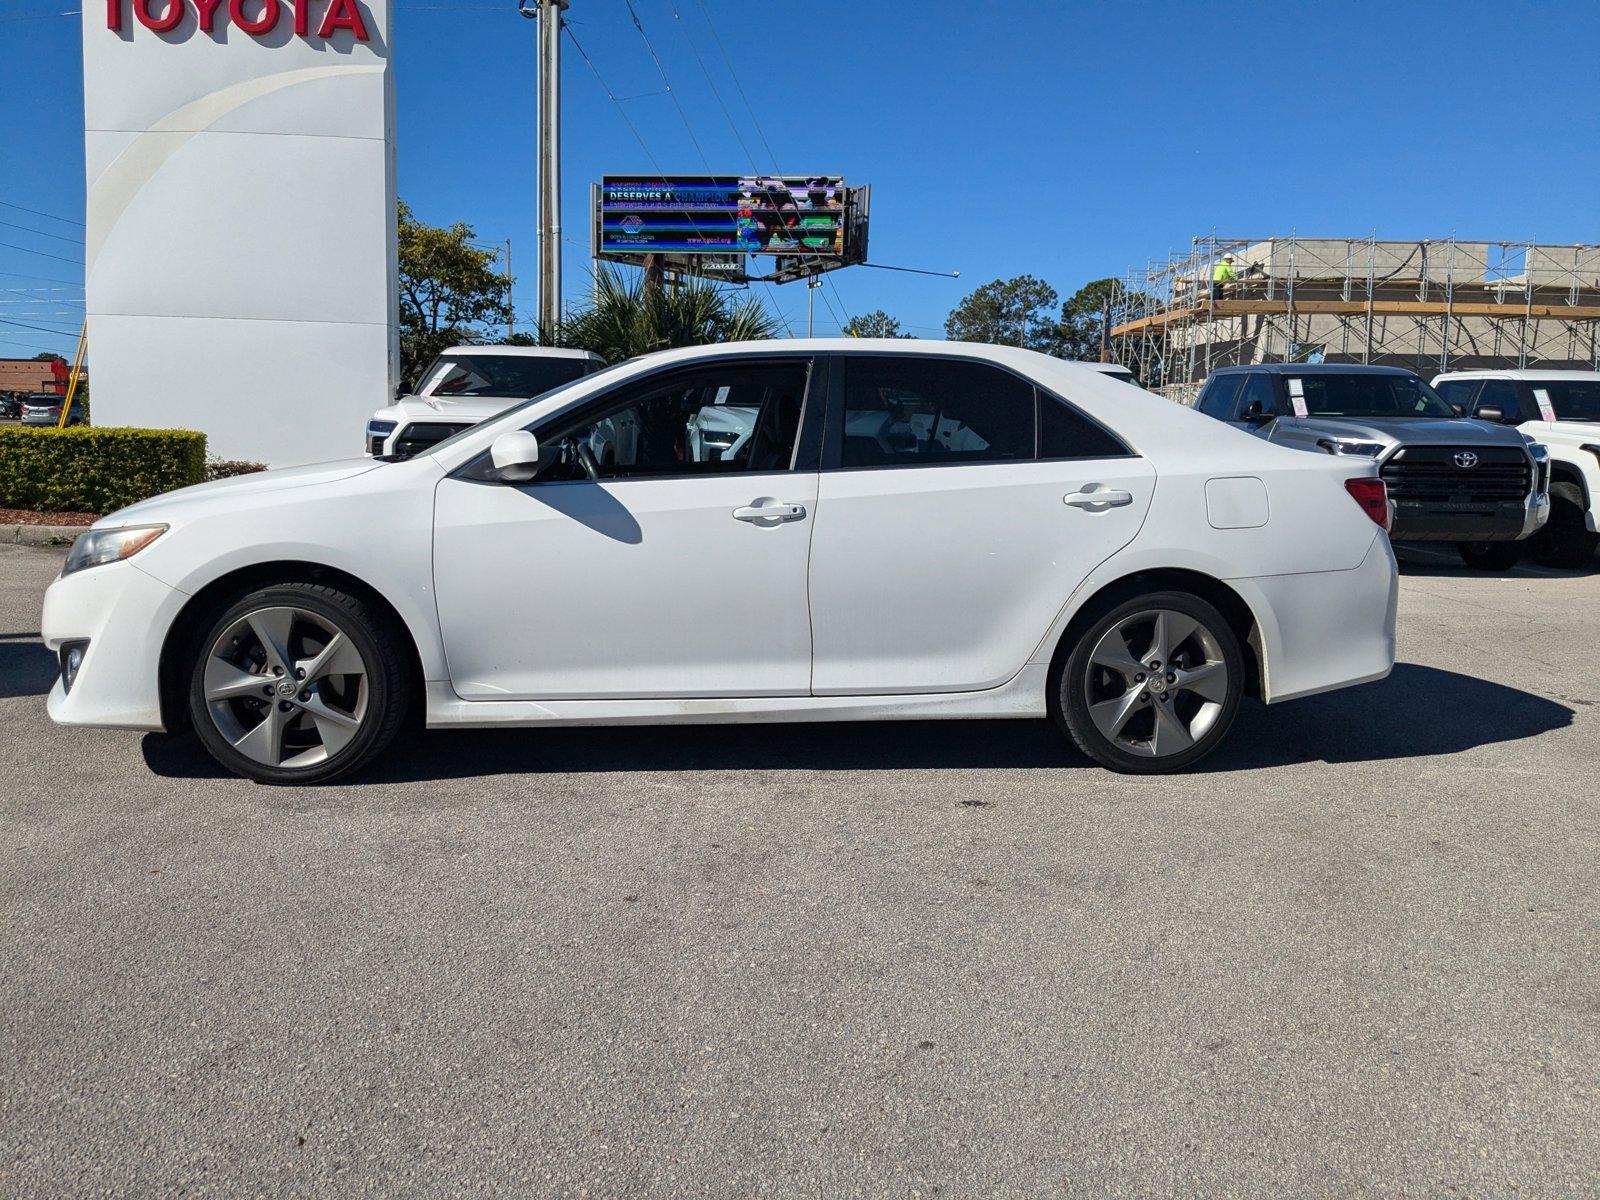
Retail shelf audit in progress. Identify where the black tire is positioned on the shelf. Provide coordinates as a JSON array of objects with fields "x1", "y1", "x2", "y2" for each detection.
[
  {"x1": 187, "y1": 582, "x2": 412, "y2": 785},
  {"x1": 1053, "y1": 590, "x2": 1245, "y2": 774},
  {"x1": 1456, "y1": 540, "x2": 1523, "y2": 571},
  {"x1": 1529, "y1": 482, "x2": 1598, "y2": 568}
]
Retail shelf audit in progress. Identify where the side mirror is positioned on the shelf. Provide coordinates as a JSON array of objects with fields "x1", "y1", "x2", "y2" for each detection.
[
  {"x1": 489, "y1": 431, "x2": 541, "y2": 482},
  {"x1": 1240, "y1": 402, "x2": 1273, "y2": 425},
  {"x1": 1449, "y1": 402, "x2": 1465, "y2": 416},
  {"x1": 1475, "y1": 405, "x2": 1506, "y2": 423}
]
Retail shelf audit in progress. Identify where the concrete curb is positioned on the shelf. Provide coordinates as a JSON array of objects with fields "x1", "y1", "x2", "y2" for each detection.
[{"x1": 3, "y1": 525, "x2": 85, "y2": 546}]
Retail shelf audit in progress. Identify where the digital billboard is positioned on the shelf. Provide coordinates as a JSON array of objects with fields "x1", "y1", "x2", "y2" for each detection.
[{"x1": 599, "y1": 175, "x2": 848, "y2": 257}]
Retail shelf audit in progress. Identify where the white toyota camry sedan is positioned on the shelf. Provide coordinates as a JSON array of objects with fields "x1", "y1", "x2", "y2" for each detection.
[{"x1": 43, "y1": 341, "x2": 1398, "y2": 784}]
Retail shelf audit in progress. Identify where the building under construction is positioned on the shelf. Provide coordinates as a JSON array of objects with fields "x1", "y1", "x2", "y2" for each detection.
[{"x1": 1109, "y1": 235, "x2": 1600, "y2": 402}]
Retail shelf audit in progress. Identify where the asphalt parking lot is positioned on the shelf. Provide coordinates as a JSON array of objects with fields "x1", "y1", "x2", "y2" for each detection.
[{"x1": 3, "y1": 542, "x2": 1597, "y2": 1196}]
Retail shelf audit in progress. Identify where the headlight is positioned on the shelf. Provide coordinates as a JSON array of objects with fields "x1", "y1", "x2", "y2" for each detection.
[
  {"x1": 1528, "y1": 443, "x2": 1549, "y2": 462},
  {"x1": 366, "y1": 420, "x2": 398, "y2": 437},
  {"x1": 1316, "y1": 438, "x2": 1384, "y2": 457},
  {"x1": 61, "y1": 524, "x2": 167, "y2": 577}
]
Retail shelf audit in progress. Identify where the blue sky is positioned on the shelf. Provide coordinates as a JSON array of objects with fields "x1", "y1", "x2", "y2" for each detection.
[{"x1": 4, "y1": 0, "x2": 1599, "y2": 357}]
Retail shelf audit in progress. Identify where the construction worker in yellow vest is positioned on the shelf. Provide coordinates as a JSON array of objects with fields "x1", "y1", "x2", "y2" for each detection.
[{"x1": 1210, "y1": 253, "x2": 1237, "y2": 299}]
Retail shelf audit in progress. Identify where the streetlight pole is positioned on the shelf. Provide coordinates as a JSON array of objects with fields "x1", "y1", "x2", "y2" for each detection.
[{"x1": 523, "y1": 0, "x2": 567, "y2": 337}]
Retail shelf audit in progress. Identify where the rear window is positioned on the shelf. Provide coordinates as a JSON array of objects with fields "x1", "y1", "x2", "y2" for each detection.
[{"x1": 421, "y1": 353, "x2": 593, "y2": 399}]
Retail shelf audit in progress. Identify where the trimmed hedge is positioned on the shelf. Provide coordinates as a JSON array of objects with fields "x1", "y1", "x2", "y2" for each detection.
[{"x1": 0, "y1": 426, "x2": 207, "y2": 514}]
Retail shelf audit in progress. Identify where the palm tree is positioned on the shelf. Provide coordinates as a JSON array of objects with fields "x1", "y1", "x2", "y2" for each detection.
[{"x1": 543, "y1": 266, "x2": 784, "y2": 363}]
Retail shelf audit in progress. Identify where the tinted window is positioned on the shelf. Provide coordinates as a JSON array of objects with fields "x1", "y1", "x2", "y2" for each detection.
[
  {"x1": 1289, "y1": 374, "x2": 1454, "y2": 418},
  {"x1": 539, "y1": 360, "x2": 809, "y2": 481},
  {"x1": 1473, "y1": 379, "x2": 1521, "y2": 421},
  {"x1": 422, "y1": 353, "x2": 593, "y2": 398},
  {"x1": 1434, "y1": 378, "x2": 1479, "y2": 411},
  {"x1": 1535, "y1": 380, "x2": 1600, "y2": 421},
  {"x1": 1040, "y1": 393, "x2": 1128, "y2": 458},
  {"x1": 840, "y1": 357, "x2": 1033, "y2": 467},
  {"x1": 1236, "y1": 373, "x2": 1277, "y2": 420},
  {"x1": 1197, "y1": 375, "x2": 1242, "y2": 419}
]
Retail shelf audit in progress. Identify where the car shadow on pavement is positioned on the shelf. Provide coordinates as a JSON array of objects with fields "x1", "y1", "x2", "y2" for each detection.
[
  {"x1": 1199, "y1": 662, "x2": 1573, "y2": 771},
  {"x1": 1394, "y1": 547, "x2": 1596, "y2": 579},
  {"x1": 0, "y1": 633, "x2": 55, "y2": 700},
  {"x1": 139, "y1": 663, "x2": 1574, "y2": 783}
]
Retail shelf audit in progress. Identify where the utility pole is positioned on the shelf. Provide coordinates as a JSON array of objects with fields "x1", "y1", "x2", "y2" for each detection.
[
  {"x1": 806, "y1": 276, "x2": 821, "y2": 337},
  {"x1": 504, "y1": 237, "x2": 514, "y2": 336},
  {"x1": 522, "y1": 0, "x2": 567, "y2": 337}
]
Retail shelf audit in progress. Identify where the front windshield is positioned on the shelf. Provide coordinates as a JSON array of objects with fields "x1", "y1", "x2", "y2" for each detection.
[
  {"x1": 420, "y1": 353, "x2": 592, "y2": 399},
  {"x1": 1536, "y1": 380, "x2": 1600, "y2": 421},
  {"x1": 1290, "y1": 373, "x2": 1456, "y2": 419},
  {"x1": 402, "y1": 359, "x2": 639, "y2": 461}
]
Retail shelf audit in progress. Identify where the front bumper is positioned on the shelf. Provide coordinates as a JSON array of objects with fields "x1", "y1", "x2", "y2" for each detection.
[
  {"x1": 42, "y1": 559, "x2": 187, "y2": 730},
  {"x1": 1390, "y1": 489, "x2": 1549, "y2": 542}
]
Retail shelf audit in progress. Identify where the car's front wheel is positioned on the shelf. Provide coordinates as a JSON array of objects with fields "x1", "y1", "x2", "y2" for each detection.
[
  {"x1": 1055, "y1": 591, "x2": 1244, "y2": 774},
  {"x1": 187, "y1": 583, "x2": 411, "y2": 785},
  {"x1": 1456, "y1": 540, "x2": 1523, "y2": 571}
]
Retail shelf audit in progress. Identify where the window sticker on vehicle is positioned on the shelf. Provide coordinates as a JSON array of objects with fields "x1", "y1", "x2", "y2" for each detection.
[
  {"x1": 1287, "y1": 377, "x2": 1309, "y2": 418},
  {"x1": 1533, "y1": 388, "x2": 1558, "y2": 422}
]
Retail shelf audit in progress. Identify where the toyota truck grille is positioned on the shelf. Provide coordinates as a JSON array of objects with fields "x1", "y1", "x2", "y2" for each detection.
[
  {"x1": 393, "y1": 422, "x2": 472, "y2": 459},
  {"x1": 1380, "y1": 446, "x2": 1530, "y2": 504}
]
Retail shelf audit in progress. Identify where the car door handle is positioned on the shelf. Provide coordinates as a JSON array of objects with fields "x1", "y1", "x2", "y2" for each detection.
[
  {"x1": 1064, "y1": 488, "x2": 1133, "y2": 509},
  {"x1": 733, "y1": 502, "x2": 807, "y2": 523}
]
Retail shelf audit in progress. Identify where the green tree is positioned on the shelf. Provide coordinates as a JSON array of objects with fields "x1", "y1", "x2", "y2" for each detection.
[
  {"x1": 842, "y1": 309, "x2": 913, "y2": 339},
  {"x1": 944, "y1": 275, "x2": 1062, "y2": 353},
  {"x1": 1057, "y1": 277, "x2": 1126, "y2": 362},
  {"x1": 547, "y1": 266, "x2": 782, "y2": 364},
  {"x1": 397, "y1": 200, "x2": 511, "y2": 385}
]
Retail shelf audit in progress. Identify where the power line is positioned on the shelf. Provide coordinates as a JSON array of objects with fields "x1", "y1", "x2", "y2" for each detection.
[
  {"x1": 0, "y1": 241, "x2": 84, "y2": 266},
  {"x1": 0, "y1": 219, "x2": 84, "y2": 246},
  {"x1": 564, "y1": 24, "x2": 717, "y2": 249},
  {"x1": 0, "y1": 269, "x2": 82, "y2": 287},
  {"x1": 620, "y1": 0, "x2": 710, "y2": 170},
  {"x1": 0, "y1": 10, "x2": 82, "y2": 24},
  {"x1": 0, "y1": 315, "x2": 82, "y2": 335},
  {"x1": 694, "y1": 0, "x2": 779, "y2": 173},
  {"x1": 670, "y1": 7, "x2": 756, "y2": 171},
  {"x1": 0, "y1": 200, "x2": 84, "y2": 228}
]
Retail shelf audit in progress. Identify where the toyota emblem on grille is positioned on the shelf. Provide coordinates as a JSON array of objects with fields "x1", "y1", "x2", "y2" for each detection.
[{"x1": 1454, "y1": 451, "x2": 1479, "y2": 469}]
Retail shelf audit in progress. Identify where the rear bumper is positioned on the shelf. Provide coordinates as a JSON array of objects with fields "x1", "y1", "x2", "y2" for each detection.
[
  {"x1": 42, "y1": 560, "x2": 184, "y2": 730},
  {"x1": 1230, "y1": 531, "x2": 1398, "y2": 704},
  {"x1": 1390, "y1": 490, "x2": 1549, "y2": 542}
]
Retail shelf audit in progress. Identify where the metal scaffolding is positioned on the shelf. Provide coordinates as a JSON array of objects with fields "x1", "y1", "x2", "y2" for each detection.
[{"x1": 1109, "y1": 234, "x2": 1600, "y2": 403}]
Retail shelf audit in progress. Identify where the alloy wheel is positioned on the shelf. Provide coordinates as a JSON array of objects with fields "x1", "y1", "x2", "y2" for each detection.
[
  {"x1": 202, "y1": 605, "x2": 369, "y2": 770},
  {"x1": 1083, "y1": 608, "x2": 1230, "y2": 759}
]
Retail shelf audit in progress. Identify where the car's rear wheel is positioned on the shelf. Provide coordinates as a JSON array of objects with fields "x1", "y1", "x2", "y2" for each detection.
[
  {"x1": 187, "y1": 583, "x2": 411, "y2": 785},
  {"x1": 1055, "y1": 591, "x2": 1244, "y2": 774},
  {"x1": 1456, "y1": 540, "x2": 1523, "y2": 571},
  {"x1": 1529, "y1": 482, "x2": 1597, "y2": 568}
]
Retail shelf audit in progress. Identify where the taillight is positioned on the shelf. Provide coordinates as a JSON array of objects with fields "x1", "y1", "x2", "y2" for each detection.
[{"x1": 1344, "y1": 476, "x2": 1390, "y2": 530}]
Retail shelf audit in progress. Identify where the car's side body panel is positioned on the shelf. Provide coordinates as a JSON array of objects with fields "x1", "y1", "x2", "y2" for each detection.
[
  {"x1": 808, "y1": 458, "x2": 1155, "y2": 694},
  {"x1": 432, "y1": 470, "x2": 820, "y2": 700}
]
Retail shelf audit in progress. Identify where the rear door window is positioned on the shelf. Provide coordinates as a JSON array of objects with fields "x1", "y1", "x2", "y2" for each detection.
[{"x1": 837, "y1": 357, "x2": 1035, "y2": 468}]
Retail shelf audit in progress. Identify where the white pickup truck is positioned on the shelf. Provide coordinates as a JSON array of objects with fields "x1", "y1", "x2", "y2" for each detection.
[
  {"x1": 1433, "y1": 370, "x2": 1600, "y2": 566},
  {"x1": 367, "y1": 346, "x2": 604, "y2": 459}
]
